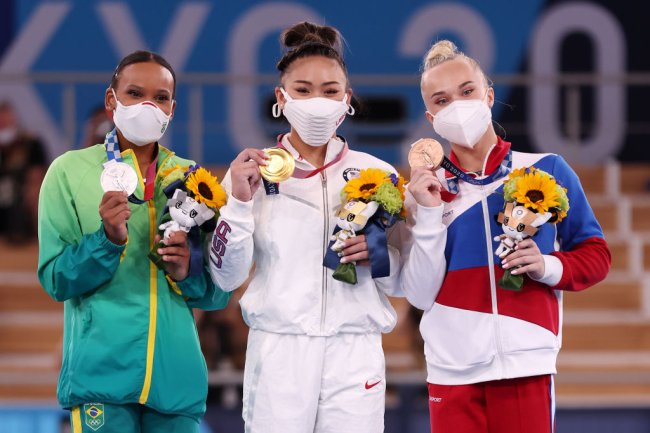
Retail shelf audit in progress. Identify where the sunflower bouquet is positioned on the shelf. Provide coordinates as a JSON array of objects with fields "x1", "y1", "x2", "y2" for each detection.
[
  {"x1": 323, "y1": 168, "x2": 406, "y2": 284},
  {"x1": 149, "y1": 164, "x2": 227, "y2": 275},
  {"x1": 495, "y1": 166, "x2": 569, "y2": 291}
]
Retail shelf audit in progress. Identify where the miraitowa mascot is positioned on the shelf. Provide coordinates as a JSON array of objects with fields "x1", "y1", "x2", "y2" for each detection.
[
  {"x1": 494, "y1": 202, "x2": 551, "y2": 290},
  {"x1": 329, "y1": 199, "x2": 379, "y2": 284},
  {"x1": 160, "y1": 189, "x2": 215, "y2": 240}
]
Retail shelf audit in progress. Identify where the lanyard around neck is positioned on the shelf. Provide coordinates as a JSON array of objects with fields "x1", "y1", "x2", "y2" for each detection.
[
  {"x1": 444, "y1": 149, "x2": 512, "y2": 194},
  {"x1": 277, "y1": 137, "x2": 348, "y2": 180},
  {"x1": 103, "y1": 129, "x2": 157, "y2": 204}
]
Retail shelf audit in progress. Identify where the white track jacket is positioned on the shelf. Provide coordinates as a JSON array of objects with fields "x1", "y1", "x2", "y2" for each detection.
[{"x1": 208, "y1": 136, "x2": 403, "y2": 336}]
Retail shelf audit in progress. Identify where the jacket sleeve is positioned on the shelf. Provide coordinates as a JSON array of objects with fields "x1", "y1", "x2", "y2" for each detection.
[
  {"x1": 550, "y1": 156, "x2": 611, "y2": 291},
  {"x1": 37, "y1": 157, "x2": 125, "y2": 302},
  {"x1": 175, "y1": 264, "x2": 231, "y2": 310},
  {"x1": 397, "y1": 190, "x2": 448, "y2": 311},
  {"x1": 207, "y1": 170, "x2": 256, "y2": 292}
]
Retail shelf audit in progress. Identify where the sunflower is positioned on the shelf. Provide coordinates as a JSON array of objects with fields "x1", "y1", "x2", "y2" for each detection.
[
  {"x1": 344, "y1": 168, "x2": 389, "y2": 201},
  {"x1": 160, "y1": 164, "x2": 189, "y2": 189},
  {"x1": 186, "y1": 167, "x2": 227, "y2": 209},
  {"x1": 507, "y1": 166, "x2": 529, "y2": 182},
  {"x1": 511, "y1": 169, "x2": 560, "y2": 214},
  {"x1": 552, "y1": 185, "x2": 570, "y2": 223}
]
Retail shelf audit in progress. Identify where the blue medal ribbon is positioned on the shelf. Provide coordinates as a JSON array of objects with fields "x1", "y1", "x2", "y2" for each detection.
[
  {"x1": 443, "y1": 150, "x2": 512, "y2": 194},
  {"x1": 103, "y1": 128, "x2": 147, "y2": 204}
]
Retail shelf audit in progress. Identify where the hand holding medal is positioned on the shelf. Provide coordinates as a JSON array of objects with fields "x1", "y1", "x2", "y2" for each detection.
[
  {"x1": 408, "y1": 138, "x2": 445, "y2": 170},
  {"x1": 259, "y1": 148, "x2": 295, "y2": 183},
  {"x1": 98, "y1": 161, "x2": 140, "y2": 245},
  {"x1": 407, "y1": 138, "x2": 445, "y2": 207},
  {"x1": 100, "y1": 161, "x2": 139, "y2": 195}
]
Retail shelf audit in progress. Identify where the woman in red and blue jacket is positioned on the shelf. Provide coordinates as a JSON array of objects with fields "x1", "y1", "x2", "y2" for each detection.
[{"x1": 399, "y1": 40, "x2": 611, "y2": 433}]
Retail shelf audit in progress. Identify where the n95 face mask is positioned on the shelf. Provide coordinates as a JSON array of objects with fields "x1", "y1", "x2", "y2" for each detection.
[{"x1": 112, "y1": 89, "x2": 172, "y2": 147}]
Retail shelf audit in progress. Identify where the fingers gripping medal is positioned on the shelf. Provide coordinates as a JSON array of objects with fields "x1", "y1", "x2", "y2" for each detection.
[
  {"x1": 259, "y1": 148, "x2": 295, "y2": 195},
  {"x1": 408, "y1": 138, "x2": 512, "y2": 194},
  {"x1": 408, "y1": 138, "x2": 444, "y2": 169},
  {"x1": 100, "y1": 161, "x2": 138, "y2": 195}
]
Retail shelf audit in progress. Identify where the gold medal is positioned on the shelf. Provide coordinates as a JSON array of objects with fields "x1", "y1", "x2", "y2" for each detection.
[
  {"x1": 259, "y1": 148, "x2": 295, "y2": 182},
  {"x1": 408, "y1": 138, "x2": 445, "y2": 169}
]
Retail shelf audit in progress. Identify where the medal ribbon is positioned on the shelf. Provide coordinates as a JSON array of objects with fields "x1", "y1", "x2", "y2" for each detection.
[
  {"x1": 263, "y1": 137, "x2": 349, "y2": 195},
  {"x1": 276, "y1": 139, "x2": 349, "y2": 179},
  {"x1": 443, "y1": 149, "x2": 512, "y2": 194},
  {"x1": 104, "y1": 128, "x2": 157, "y2": 204}
]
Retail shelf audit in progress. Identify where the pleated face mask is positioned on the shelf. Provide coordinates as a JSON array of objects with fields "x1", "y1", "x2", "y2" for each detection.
[{"x1": 274, "y1": 88, "x2": 354, "y2": 147}]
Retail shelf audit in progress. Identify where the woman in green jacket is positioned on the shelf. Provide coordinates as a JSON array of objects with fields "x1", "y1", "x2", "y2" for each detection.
[{"x1": 37, "y1": 50, "x2": 229, "y2": 433}]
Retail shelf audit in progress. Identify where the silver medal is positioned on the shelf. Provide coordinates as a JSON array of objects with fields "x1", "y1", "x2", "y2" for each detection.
[{"x1": 100, "y1": 161, "x2": 138, "y2": 195}]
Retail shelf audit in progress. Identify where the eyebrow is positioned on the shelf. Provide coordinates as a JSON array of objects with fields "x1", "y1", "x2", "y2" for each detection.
[
  {"x1": 430, "y1": 80, "x2": 475, "y2": 99},
  {"x1": 291, "y1": 80, "x2": 342, "y2": 86},
  {"x1": 125, "y1": 84, "x2": 171, "y2": 95}
]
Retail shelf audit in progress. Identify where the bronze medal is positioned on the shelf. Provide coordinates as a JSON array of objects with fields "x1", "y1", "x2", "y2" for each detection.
[
  {"x1": 408, "y1": 138, "x2": 445, "y2": 169},
  {"x1": 259, "y1": 148, "x2": 295, "y2": 182}
]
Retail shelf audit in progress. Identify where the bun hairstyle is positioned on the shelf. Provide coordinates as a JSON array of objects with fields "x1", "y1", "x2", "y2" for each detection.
[
  {"x1": 422, "y1": 40, "x2": 489, "y2": 86},
  {"x1": 276, "y1": 22, "x2": 347, "y2": 79}
]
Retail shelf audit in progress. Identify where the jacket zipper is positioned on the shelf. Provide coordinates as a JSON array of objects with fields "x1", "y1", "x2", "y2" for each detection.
[
  {"x1": 480, "y1": 186, "x2": 505, "y2": 376},
  {"x1": 320, "y1": 172, "x2": 329, "y2": 333}
]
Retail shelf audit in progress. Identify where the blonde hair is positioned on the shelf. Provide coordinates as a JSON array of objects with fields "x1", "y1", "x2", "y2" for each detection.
[{"x1": 422, "y1": 40, "x2": 489, "y2": 86}]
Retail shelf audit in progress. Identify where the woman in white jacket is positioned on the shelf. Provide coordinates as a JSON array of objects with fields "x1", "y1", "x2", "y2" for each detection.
[{"x1": 208, "y1": 21, "x2": 402, "y2": 433}]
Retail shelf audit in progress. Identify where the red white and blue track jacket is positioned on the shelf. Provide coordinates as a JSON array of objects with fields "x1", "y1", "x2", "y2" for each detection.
[{"x1": 400, "y1": 137, "x2": 611, "y2": 385}]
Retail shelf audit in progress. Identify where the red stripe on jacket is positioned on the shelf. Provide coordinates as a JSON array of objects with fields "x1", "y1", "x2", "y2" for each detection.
[{"x1": 436, "y1": 267, "x2": 560, "y2": 335}]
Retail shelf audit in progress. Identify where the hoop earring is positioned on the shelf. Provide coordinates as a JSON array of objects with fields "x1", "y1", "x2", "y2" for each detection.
[{"x1": 272, "y1": 103, "x2": 282, "y2": 118}]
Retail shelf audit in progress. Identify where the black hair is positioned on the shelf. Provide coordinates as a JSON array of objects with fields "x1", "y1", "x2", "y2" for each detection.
[
  {"x1": 276, "y1": 22, "x2": 347, "y2": 81},
  {"x1": 110, "y1": 50, "x2": 177, "y2": 98}
]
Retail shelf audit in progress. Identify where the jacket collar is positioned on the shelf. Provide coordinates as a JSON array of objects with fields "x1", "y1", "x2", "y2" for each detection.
[
  {"x1": 278, "y1": 133, "x2": 347, "y2": 170},
  {"x1": 446, "y1": 136, "x2": 511, "y2": 179}
]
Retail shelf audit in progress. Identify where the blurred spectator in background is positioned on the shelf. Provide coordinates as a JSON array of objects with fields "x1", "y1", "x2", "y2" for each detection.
[
  {"x1": 0, "y1": 100, "x2": 48, "y2": 243},
  {"x1": 81, "y1": 104, "x2": 113, "y2": 148}
]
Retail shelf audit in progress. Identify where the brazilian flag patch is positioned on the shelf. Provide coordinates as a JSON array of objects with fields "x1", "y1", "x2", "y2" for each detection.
[{"x1": 83, "y1": 403, "x2": 105, "y2": 431}]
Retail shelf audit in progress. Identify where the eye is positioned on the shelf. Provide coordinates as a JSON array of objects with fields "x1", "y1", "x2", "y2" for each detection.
[
  {"x1": 517, "y1": 223, "x2": 525, "y2": 232},
  {"x1": 435, "y1": 97, "x2": 448, "y2": 106},
  {"x1": 155, "y1": 94, "x2": 170, "y2": 102},
  {"x1": 190, "y1": 209, "x2": 198, "y2": 218},
  {"x1": 324, "y1": 88, "x2": 340, "y2": 96},
  {"x1": 462, "y1": 88, "x2": 474, "y2": 97},
  {"x1": 127, "y1": 89, "x2": 142, "y2": 97},
  {"x1": 503, "y1": 217, "x2": 509, "y2": 225},
  {"x1": 175, "y1": 202, "x2": 182, "y2": 208},
  {"x1": 294, "y1": 87, "x2": 309, "y2": 94}
]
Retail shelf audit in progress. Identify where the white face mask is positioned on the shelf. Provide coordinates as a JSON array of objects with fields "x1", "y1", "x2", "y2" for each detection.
[
  {"x1": 273, "y1": 88, "x2": 354, "y2": 147},
  {"x1": 0, "y1": 127, "x2": 17, "y2": 146},
  {"x1": 112, "y1": 89, "x2": 173, "y2": 147},
  {"x1": 430, "y1": 96, "x2": 492, "y2": 149}
]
